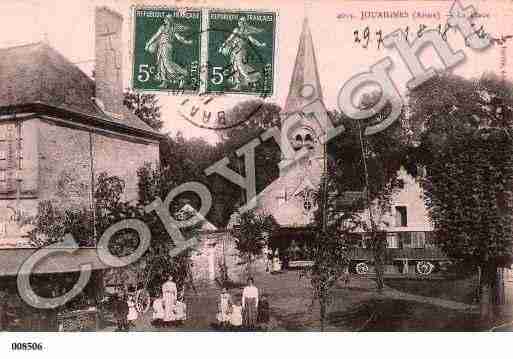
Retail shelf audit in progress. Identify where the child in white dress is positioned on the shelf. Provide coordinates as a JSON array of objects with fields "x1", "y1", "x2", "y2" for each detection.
[
  {"x1": 152, "y1": 296, "x2": 164, "y2": 327},
  {"x1": 127, "y1": 296, "x2": 138, "y2": 327},
  {"x1": 216, "y1": 287, "x2": 232, "y2": 327},
  {"x1": 174, "y1": 300, "x2": 187, "y2": 322},
  {"x1": 229, "y1": 298, "x2": 243, "y2": 328}
]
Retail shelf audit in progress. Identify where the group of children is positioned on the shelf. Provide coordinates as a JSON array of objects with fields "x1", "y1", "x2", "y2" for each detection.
[
  {"x1": 151, "y1": 293, "x2": 187, "y2": 327},
  {"x1": 216, "y1": 287, "x2": 270, "y2": 330}
]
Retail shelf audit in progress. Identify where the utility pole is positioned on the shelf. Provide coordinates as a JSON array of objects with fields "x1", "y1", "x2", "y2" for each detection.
[{"x1": 322, "y1": 130, "x2": 328, "y2": 233}]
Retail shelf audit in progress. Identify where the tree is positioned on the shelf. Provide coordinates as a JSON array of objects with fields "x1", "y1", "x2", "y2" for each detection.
[
  {"x1": 213, "y1": 100, "x2": 282, "y2": 225},
  {"x1": 230, "y1": 209, "x2": 278, "y2": 278},
  {"x1": 327, "y1": 91, "x2": 407, "y2": 291},
  {"x1": 136, "y1": 164, "x2": 201, "y2": 296},
  {"x1": 27, "y1": 172, "x2": 127, "y2": 248},
  {"x1": 123, "y1": 91, "x2": 163, "y2": 131},
  {"x1": 305, "y1": 166, "x2": 363, "y2": 330},
  {"x1": 407, "y1": 73, "x2": 513, "y2": 318}
]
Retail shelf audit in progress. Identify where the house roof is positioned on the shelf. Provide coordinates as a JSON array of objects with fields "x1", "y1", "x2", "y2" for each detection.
[
  {"x1": 0, "y1": 247, "x2": 108, "y2": 276},
  {"x1": 0, "y1": 42, "x2": 163, "y2": 140}
]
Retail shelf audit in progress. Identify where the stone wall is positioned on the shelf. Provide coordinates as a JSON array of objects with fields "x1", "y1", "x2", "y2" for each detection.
[
  {"x1": 38, "y1": 118, "x2": 159, "y2": 207},
  {"x1": 0, "y1": 117, "x2": 159, "y2": 247},
  {"x1": 92, "y1": 129, "x2": 159, "y2": 202}
]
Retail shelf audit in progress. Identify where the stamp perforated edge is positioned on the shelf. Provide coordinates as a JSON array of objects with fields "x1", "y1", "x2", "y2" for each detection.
[
  {"x1": 128, "y1": 5, "x2": 204, "y2": 95},
  {"x1": 128, "y1": 5, "x2": 279, "y2": 99},
  {"x1": 205, "y1": 7, "x2": 278, "y2": 98}
]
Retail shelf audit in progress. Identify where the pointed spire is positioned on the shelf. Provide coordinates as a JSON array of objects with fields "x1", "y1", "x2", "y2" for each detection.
[{"x1": 283, "y1": 18, "x2": 324, "y2": 114}]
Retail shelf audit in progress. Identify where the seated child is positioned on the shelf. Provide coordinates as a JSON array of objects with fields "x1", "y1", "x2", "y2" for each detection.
[
  {"x1": 229, "y1": 297, "x2": 243, "y2": 328},
  {"x1": 257, "y1": 293, "x2": 270, "y2": 324},
  {"x1": 271, "y1": 250, "x2": 282, "y2": 273},
  {"x1": 174, "y1": 300, "x2": 187, "y2": 323}
]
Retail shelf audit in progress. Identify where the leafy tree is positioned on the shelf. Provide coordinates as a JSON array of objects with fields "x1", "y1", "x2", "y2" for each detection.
[
  {"x1": 407, "y1": 73, "x2": 513, "y2": 318},
  {"x1": 158, "y1": 132, "x2": 223, "y2": 226},
  {"x1": 304, "y1": 165, "x2": 363, "y2": 330},
  {"x1": 230, "y1": 209, "x2": 278, "y2": 277},
  {"x1": 327, "y1": 91, "x2": 407, "y2": 291},
  {"x1": 213, "y1": 100, "x2": 282, "y2": 225},
  {"x1": 136, "y1": 164, "x2": 201, "y2": 295},
  {"x1": 28, "y1": 201, "x2": 94, "y2": 247},
  {"x1": 123, "y1": 90, "x2": 163, "y2": 131}
]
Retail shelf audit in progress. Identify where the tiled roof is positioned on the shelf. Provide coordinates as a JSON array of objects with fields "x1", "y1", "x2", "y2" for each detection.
[
  {"x1": 0, "y1": 42, "x2": 161, "y2": 138},
  {"x1": 0, "y1": 247, "x2": 108, "y2": 276}
]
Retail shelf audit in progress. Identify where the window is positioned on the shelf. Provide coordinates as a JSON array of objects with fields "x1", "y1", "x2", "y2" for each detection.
[
  {"x1": 395, "y1": 206, "x2": 408, "y2": 227},
  {"x1": 304, "y1": 134, "x2": 314, "y2": 149},
  {"x1": 399, "y1": 232, "x2": 411, "y2": 247},
  {"x1": 411, "y1": 232, "x2": 426, "y2": 248},
  {"x1": 0, "y1": 123, "x2": 23, "y2": 194},
  {"x1": 386, "y1": 233, "x2": 399, "y2": 248}
]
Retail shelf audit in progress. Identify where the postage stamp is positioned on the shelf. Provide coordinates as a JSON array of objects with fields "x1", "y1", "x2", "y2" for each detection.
[
  {"x1": 131, "y1": 7, "x2": 202, "y2": 93},
  {"x1": 206, "y1": 10, "x2": 276, "y2": 96}
]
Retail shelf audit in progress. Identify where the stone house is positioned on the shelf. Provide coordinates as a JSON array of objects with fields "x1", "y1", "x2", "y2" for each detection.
[{"x1": 0, "y1": 7, "x2": 163, "y2": 247}]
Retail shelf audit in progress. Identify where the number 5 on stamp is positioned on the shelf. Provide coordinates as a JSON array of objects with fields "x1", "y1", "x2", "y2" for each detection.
[
  {"x1": 132, "y1": 7, "x2": 202, "y2": 93},
  {"x1": 207, "y1": 10, "x2": 276, "y2": 96}
]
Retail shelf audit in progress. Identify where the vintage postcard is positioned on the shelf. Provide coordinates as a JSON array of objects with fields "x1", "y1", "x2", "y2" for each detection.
[{"x1": 1, "y1": 0, "x2": 513, "y2": 356}]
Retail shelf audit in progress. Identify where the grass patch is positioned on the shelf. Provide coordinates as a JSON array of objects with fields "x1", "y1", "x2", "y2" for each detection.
[{"x1": 385, "y1": 276, "x2": 478, "y2": 305}]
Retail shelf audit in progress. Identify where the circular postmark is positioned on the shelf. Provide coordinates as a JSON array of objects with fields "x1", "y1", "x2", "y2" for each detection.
[{"x1": 177, "y1": 27, "x2": 274, "y2": 131}]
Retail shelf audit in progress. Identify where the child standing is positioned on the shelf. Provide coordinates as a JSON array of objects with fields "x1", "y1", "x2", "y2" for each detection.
[
  {"x1": 113, "y1": 293, "x2": 129, "y2": 331},
  {"x1": 127, "y1": 295, "x2": 138, "y2": 328},
  {"x1": 257, "y1": 293, "x2": 270, "y2": 325},
  {"x1": 152, "y1": 295, "x2": 164, "y2": 327},
  {"x1": 216, "y1": 287, "x2": 232, "y2": 327}
]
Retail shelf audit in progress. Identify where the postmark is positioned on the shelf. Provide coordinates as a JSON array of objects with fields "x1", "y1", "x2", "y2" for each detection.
[
  {"x1": 131, "y1": 7, "x2": 202, "y2": 93},
  {"x1": 206, "y1": 10, "x2": 276, "y2": 96},
  {"x1": 178, "y1": 25, "x2": 274, "y2": 130}
]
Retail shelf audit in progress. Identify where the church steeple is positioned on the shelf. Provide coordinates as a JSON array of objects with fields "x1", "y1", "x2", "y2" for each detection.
[{"x1": 283, "y1": 18, "x2": 324, "y2": 114}]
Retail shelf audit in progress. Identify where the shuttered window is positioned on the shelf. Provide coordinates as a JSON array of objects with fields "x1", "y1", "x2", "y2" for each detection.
[{"x1": 0, "y1": 123, "x2": 22, "y2": 194}]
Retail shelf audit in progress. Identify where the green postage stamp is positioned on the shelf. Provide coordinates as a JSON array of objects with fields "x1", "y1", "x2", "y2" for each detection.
[
  {"x1": 207, "y1": 10, "x2": 276, "y2": 96},
  {"x1": 131, "y1": 7, "x2": 276, "y2": 96},
  {"x1": 132, "y1": 8, "x2": 202, "y2": 92}
]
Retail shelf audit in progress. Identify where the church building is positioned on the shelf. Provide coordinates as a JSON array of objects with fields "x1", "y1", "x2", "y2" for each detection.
[{"x1": 255, "y1": 19, "x2": 438, "y2": 274}]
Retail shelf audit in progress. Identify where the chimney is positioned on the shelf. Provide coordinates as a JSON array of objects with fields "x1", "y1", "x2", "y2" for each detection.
[{"x1": 94, "y1": 7, "x2": 124, "y2": 116}]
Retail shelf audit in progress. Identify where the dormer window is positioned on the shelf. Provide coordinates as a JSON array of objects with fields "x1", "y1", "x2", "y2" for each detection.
[{"x1": 293, "y1": 134, "x2": 303, "y2": 150}]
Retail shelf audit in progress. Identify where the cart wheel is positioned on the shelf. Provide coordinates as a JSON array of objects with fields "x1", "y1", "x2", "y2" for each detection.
[
  {"x1": 355, "y1": 262, "x2": 369, "y2": 275},
  {"x1": 135, "y1": 289, "x2": 151, "y2": 314},
  {"x1": 416, "y1": 261, "x2": 434, "y2": 276}
]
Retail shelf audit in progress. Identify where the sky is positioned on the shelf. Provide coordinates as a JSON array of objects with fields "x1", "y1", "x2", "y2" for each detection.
[{"x1": 1, "y1": 0, "x2": 512, "y2": 143}]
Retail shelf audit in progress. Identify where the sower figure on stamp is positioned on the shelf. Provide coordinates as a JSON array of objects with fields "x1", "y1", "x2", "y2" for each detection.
[
  {"x1": 218, "y1": 16, "x2": 266, "y2": 91},
  {"x1": 145, "y1": 14, "x2": 193, "y2": 89},
  {"x1": 162, "y1": 275, "x2": 177, "y2": 325},
  {"x1": 242, "y1": 277, "x2": 259, "y2": 329}
]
